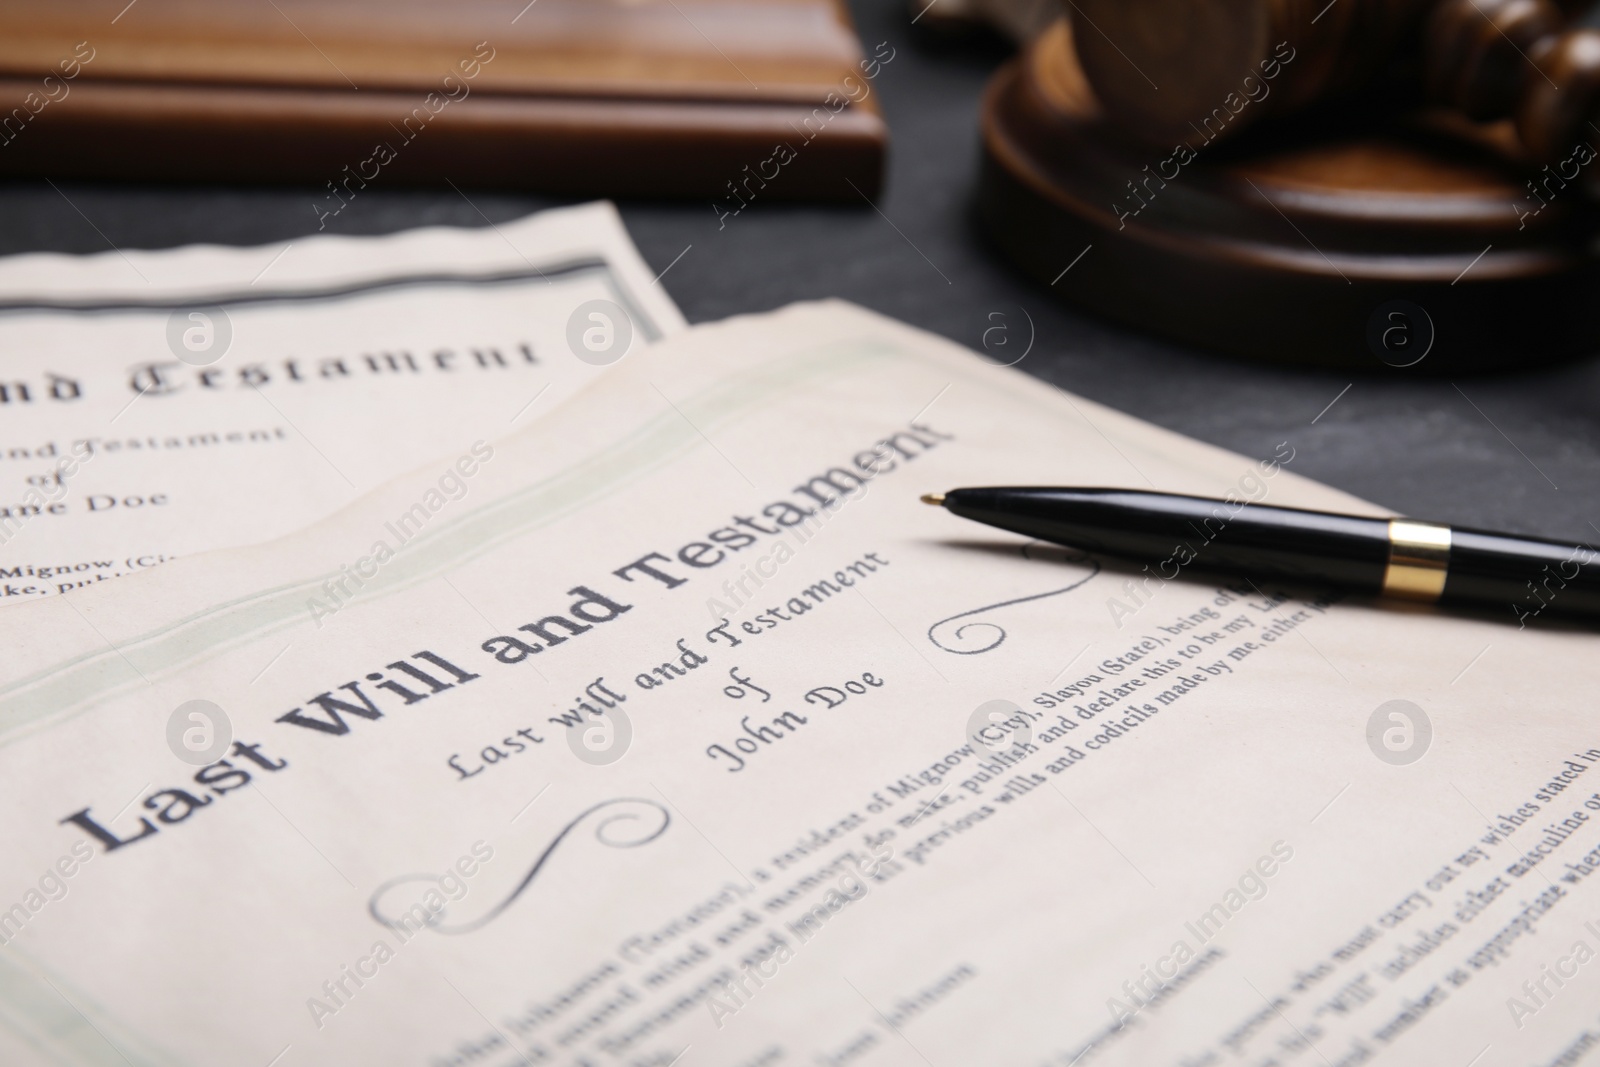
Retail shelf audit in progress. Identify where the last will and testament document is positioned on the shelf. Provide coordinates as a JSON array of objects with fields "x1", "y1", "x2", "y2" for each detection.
[
  {"x1": 0, "y1": 302, "x2": 1594, "y2": 1067},
  {"x1": 0, "y1": 200, "x2": 683, "y2": 603}
]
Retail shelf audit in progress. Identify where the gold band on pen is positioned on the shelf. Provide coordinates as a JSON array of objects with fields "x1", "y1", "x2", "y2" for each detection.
[{"x1": 1382, "y1": 520, "x2": 1452, "y2": 601}]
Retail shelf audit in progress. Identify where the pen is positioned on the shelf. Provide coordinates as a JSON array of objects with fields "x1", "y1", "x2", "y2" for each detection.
[{"x1": 921, "y1": 487, "x2": 1600, "y2": 625}]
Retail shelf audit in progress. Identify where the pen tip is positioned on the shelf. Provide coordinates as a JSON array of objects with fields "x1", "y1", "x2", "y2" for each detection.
[{"x1": 920, "y1": 493, "x2": 946, "y2": 506}]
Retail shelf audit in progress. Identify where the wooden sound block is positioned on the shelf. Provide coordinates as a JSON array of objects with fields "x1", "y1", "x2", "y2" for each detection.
[
  {"x1": 0, "y1": 0, "x2": 885, "y2": 201},
  {"x1": 978, "y1": 19, "x2": 1600, "y2": 371}
]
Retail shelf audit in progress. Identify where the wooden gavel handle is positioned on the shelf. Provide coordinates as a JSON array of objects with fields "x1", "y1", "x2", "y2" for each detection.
[{"x1": 1069, "y1": 0, "x2": 1598, "y2": 161}]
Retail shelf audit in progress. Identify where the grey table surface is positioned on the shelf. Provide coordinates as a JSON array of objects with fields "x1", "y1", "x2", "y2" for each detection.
[{"x1": 6, "y1": 0, "x2": 1596, "y2": 545}]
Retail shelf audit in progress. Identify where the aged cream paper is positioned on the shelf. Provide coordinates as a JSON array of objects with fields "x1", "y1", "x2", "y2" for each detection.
[
  {"x1": 0, "y1": 201, "x2": 683, "y2": 604},
  {"x1": 0, "y1": 301, "x2": 1594, "y2": 1067}
]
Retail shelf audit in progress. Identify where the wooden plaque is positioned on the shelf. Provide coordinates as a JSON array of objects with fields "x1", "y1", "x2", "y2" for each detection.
[{"x1": 0, "y1": 0, "x2": 887, "y2": 201}]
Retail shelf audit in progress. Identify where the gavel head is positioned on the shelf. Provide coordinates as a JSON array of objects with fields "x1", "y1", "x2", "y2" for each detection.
[
  {"x1": 1068, "y1": 0, "x2": 1435, "y2": 146},
  {"x1": 1067, "y1": 0, "x2": 1600, "y2": 163}
]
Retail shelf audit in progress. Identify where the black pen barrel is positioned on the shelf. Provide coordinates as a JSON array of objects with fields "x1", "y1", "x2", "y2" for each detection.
[
  {"x1": 1444, "y1": 528, "x2": 1600, "y2": 621},
  {"x1": 943, "y1": 488, "x2": 1391, "y2": 588},
  {"x1": 940, "y1": 488, "x2": 1600, "y2": 623}
]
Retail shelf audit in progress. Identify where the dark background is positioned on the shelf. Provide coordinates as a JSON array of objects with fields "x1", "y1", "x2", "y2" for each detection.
[{"x1": 8, "y1": 0, "x2": 1597, "y2": 544}]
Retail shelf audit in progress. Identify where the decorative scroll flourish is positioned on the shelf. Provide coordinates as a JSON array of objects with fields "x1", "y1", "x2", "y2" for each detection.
[
  {"x1": 927, "y1": 545, "x2": 1101, "y2": 654},
  {"x1": 368, "y1": 797, "x2": 670, "y2": 935}
]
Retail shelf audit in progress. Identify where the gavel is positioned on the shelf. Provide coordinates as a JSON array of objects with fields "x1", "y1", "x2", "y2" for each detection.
[{"x1": 1071, "y1": 0, "x2": 1600, "y2": 162}]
